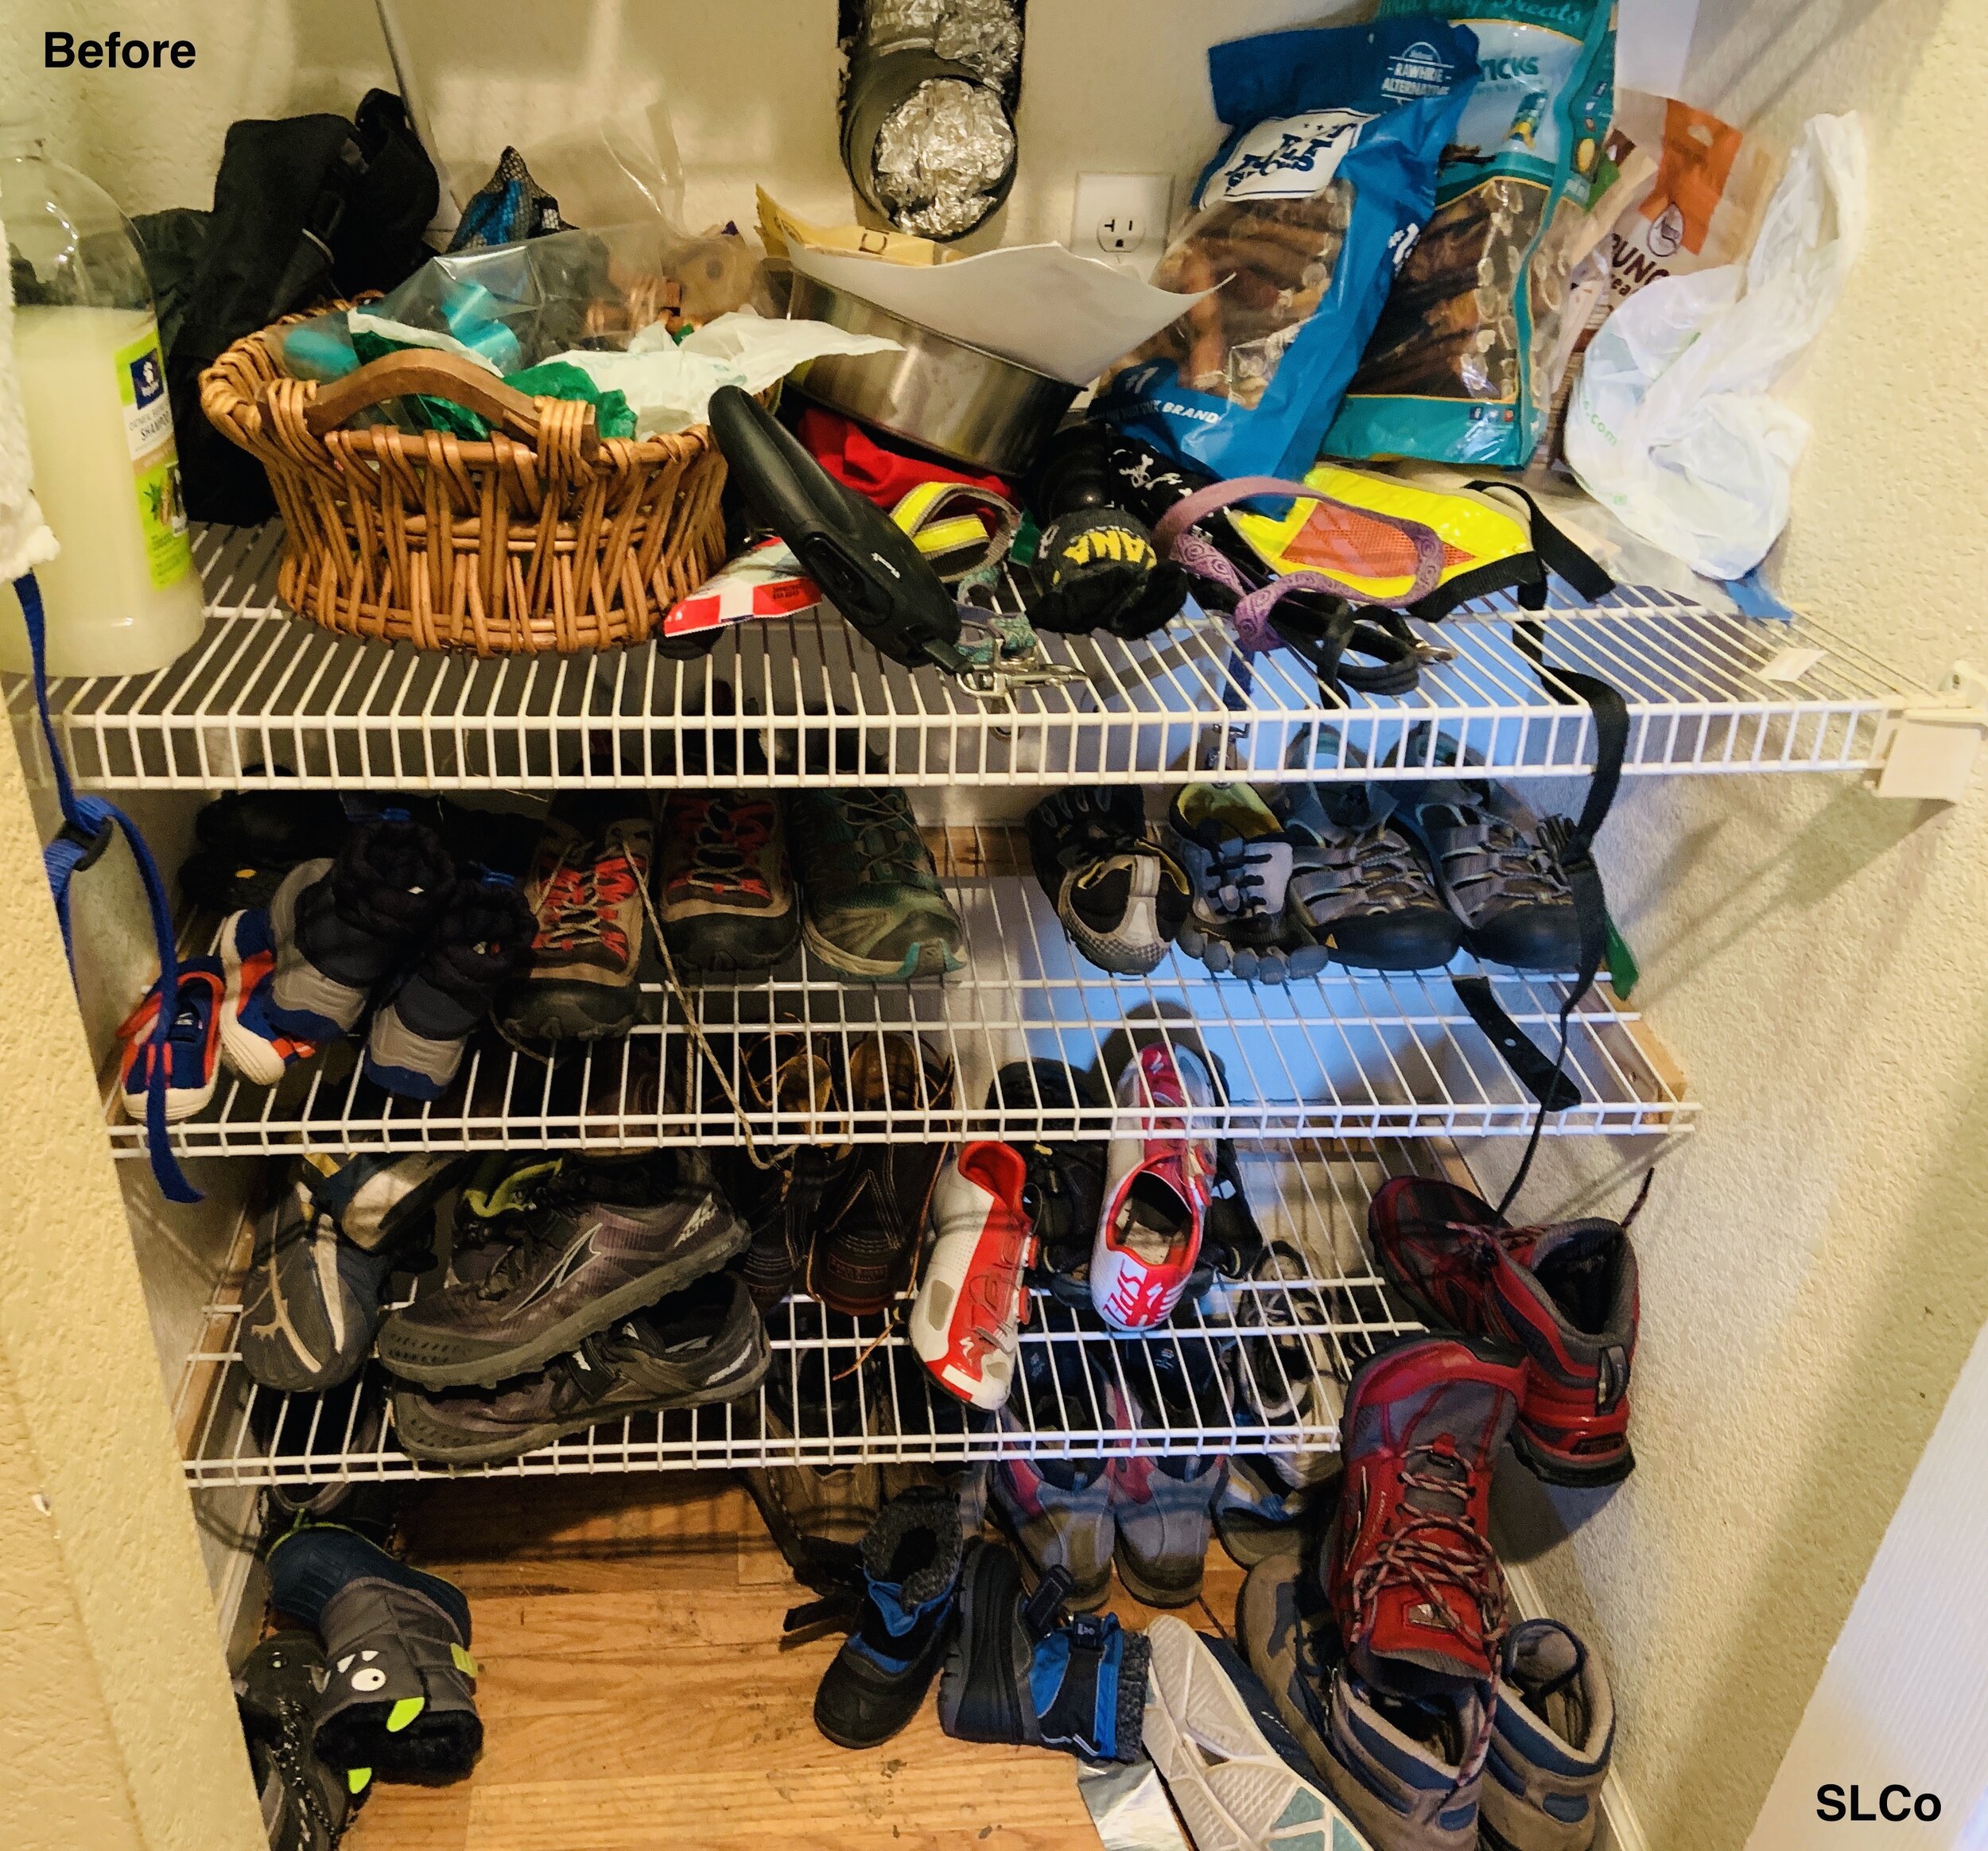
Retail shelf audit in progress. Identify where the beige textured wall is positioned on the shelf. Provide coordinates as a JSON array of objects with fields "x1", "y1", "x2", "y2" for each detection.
[
  {"x1": 0, "y1": 708, "x2": 263, "y2": 1845},
  {"x1": 1484, "y1": 2, "x2": 1988, "y2": 1845}
]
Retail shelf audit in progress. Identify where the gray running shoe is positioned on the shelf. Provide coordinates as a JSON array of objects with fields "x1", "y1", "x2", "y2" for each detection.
[
  {"x1": 786, "y1": 788, "x2": 965, "y2": 981},
  {"x1": 1278, "y1": 781, "x2": 1463, "y2": 973},
  {"x1": 393, "y1": 1271, "x2": 771, "y2": 1465},
  {"x1": 239, "y1": 1179, "x2": 402, "y2": 1394},
  {"x1": 1167, "y1": 782, "x2": 1299, "y2": 983},
  {"x1": 1242, "y1": 1551, "x2": 1489, "y2": 1851},
  {"x1": 1384, "y1": 743, "x2": 1580, "y2": 972},
  {"x1": 1112, "y1": 1338, "x2": 1229, "y2": 1607},
  {"x1": 1480, "y1": 1620, "x2": 1613, "y2": 1851},
  {"x1": 374, "y1": 1151, "x2": 747, "y2": 1389}
]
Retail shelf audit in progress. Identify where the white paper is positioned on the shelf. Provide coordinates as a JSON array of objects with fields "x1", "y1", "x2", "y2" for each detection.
[
  {"x1": 787, "y1": 240, "x2": 1206, "y2": 386},
  {"x1": 1617, "y1": 0, "x2": 1700, "y2": 99}
]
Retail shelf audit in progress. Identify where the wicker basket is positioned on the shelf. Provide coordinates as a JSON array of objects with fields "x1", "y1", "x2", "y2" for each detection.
[{"x1": 200, "y1": 307, "x2": 732, "y2": 656}]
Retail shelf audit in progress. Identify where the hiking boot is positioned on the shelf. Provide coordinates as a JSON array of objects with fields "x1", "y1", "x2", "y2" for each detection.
[
  {"x1": 266, "y1": 1525, "x2": 481, "y2": 1783},
  {"x1": 1239, "y1": 1550, "x2": 1489, "y2": 1850},
  {"x1": 725, "y1": 1029, "x2": 850, "y2": 1310},
  {"x1": 1369, "y1": 1176, "x2": 1638, "y2": 1488},
  {"x1": 393, "y1": 1271, "x2": 770, "y2": 1465},
  {"x1": 1277, "y1": 782, "x2": 1463, "y2": 974},
  {"x1": 1327, "y1": 1337, "x2": 1523, "y2": 1696},
  {"x1": 813, "y1": 1487, "x2": 965, "y2": 1749},
  {"x1": 1027, "y1": 786, "x2": 1190, "y2": 976},
  {"x1": 1091, "y1": 1040, "x2": 1217, "y2": 1332},
  {"x1": 117, "y1": 956, "x2": 224, "y2": 1123},
  {"x1": 787, "y1": 788, "x2": 965, "y2": 981},
  {"x1": 1167, "y1": 783, "x2": 1298, "y2": 983},
  {"x1": 224, "y1": 817, "x2": 456, "y2": 1080},
  {"x1": 988, "y1": 1336, "x2": 1128, "y2": 1611},
  {"x1": 363, "y1": 876, "x2": 534, "y2": 1100},
  {"x1": 234, "y1": 1631, "x2": 365, "y2": 1849},
  {"x1": 808, "y1": 1034, "x2": 955, "y2": 1315},
  {"x1": 1143, "y1": 1614, "x2": 1369, "y2": 1851},
  {"x1": 1112, "y1": 1337, "x2": 1229, "y2": 1607},
  {"x1": 374, "y1": 1151, "x2": 748, "y2": 1389},
  {"x1": 1481, "y1": 1620, "x2": 1613, "y2": 1851},
  {"x1": 938, "y1": 1542, "x2": 1150, "y2": 1761},
  {"x1": 498, "y1": 796, "x2": 653, "y2": 1042},
  {"x1": 654, "y1": 790, "x2": 801, "y2": 975},
  {"x1": 1384, "y1": 743, "x2": 1580, "y2": 973},
  {"x1": 984, "y1": 1060, "x2": 1108, "y2": 1290}
]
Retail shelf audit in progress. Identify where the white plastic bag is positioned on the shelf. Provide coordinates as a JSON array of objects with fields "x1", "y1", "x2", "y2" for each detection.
[{"x1": 1566, "y1": 111, "x2": 1866, "y2": 580}]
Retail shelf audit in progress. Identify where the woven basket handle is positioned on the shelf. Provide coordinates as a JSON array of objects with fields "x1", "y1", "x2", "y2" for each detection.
[{"x1": 296, "y1": 349, "x2": 601, "y2": 460}]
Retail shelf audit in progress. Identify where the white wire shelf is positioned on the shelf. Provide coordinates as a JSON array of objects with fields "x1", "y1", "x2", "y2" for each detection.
[
  {"x1": 21, "y1": 523, "x2": 1925, "y2": 792},
  {"x1": 108, "y1": 845, "x2": 1690, "y2": 1157},
  {"x1": 177, "y1": 1138, "x2": 1434, "y2": 1488}
]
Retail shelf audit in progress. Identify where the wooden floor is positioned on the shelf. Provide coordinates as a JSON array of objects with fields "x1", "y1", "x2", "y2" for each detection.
[{"x1": 348, "y1": 1472, "x2": 1244, "y2": 1851}]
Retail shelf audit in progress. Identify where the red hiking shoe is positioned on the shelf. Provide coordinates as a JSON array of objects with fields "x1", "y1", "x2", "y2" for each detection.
[
  {"x1": 1327, "y1": 1336, "x2": 1522, "y2": 1697},
  {"x1": 1368, "y1": 1176, "x2": 1640, "y2": 1487}
]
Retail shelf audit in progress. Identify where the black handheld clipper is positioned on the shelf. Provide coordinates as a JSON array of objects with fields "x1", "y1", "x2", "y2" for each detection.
[{"x1": 709, "y1": 387, "x2": 967, "y2": 674}]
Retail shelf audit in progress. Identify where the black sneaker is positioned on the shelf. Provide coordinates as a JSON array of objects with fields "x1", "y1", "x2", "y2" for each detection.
[
  {"x1": 1027, "y1": 787, "x2": 1189, "y2": 976},
  {"x1": 1385, "y1": 736, "x2": 1581, "y2": 972},
  {"x1": 363, "y1": 875, "x2": 535, "y2": 1100},
  {"x1": 810, "y1": 1487, "x2": 965, "y2": 1749},
  {"x1": 498, "y1": 796, "x2": 654, "y2": 1042},
  {"x1": 235, "y1": 1630, "x2": 364, "y2": 1849},
  {"x1": 393, "y1": 1271, "x2": 771, "y2": 1465},
  {"x1": 654, "y1": 790, "x2": 802, "y2": 974},
  {"x1": 984, "y1": 1060, "x2": 1107, "y2": 1287},
  {"x1": 373, "y1": 1151, "x2": 748, "y2": 1388},
  {"x1": 938, "y1": 1542, "x2": 1150, "y2": 1762}
]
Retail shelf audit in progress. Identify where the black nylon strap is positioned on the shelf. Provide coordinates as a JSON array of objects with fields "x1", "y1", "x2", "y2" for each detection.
[{"x1": 1452, "y1": 977, "x2": 1582, "y2": 1111}]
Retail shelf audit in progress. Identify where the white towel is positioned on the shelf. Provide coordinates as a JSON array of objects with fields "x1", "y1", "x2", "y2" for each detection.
[{"x1": 0, "y1": 218, "x2": 58, "y2": 583}]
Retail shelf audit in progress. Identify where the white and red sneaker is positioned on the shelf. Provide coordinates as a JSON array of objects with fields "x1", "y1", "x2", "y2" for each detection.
[
  {"x1": 1089, "y1": 1042, "x2": 1217, "y2": 1332},
  {"x1": 910, "y1": 1141, "x2": 1035, "y2": 1411}
]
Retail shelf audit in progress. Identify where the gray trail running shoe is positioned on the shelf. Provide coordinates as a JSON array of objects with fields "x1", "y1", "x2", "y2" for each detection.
[
  {"x1": 1384, "y1": 748, "x2": 1580, "y2": 973},
  {"x1": 498, "y1": 795, "x2": 654, "y2": 1042},
  {"x1": 234, "y1": 1631, "x2": 364, "y2": 1849},
  {"x1": 1027, "y1": 786, "x2": 1190, "y2": 976},
  {"x1": 394, "y1": 1271, "x2": 771, "y2": 1465},
  {"x1": 266, "y1": 1525, "x2": 481, "y2": 1783},
  {"x1": 786, "y1": 787, "x2": 965, "y2": 981},
  {"x1": 1111, "y1": 1337, "x2": 1229, "y2": 1607},
  {"x1": 1480, "y1": 1620, "x2": 1613, "y2": 1851},
  {"x1": 374, "y1": 1151, "x2": 748, "y2": 1388},
  {"x1": 1167, "y1": 782, "x2": 1299, "y2": 983},
  {"x1": 239, "y1": 1178, "x2": 403, "y2": 1395},
  {"x1": 1277, "y1": 782, "x2": 1463, "y2": 974},
  {"x1": 654, "y1": 790, "x2": 802, "y2": 974}
]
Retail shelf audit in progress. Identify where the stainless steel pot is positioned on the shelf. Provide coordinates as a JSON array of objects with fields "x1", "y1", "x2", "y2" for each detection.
[{"x1": 786, "y1": 270, "x2": 1077, "y2": 478}]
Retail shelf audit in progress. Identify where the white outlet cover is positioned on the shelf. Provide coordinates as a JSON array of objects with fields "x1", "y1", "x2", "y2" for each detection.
[{"x1": 1071, "y1": 173, "x2": 1173, "y2": 279}]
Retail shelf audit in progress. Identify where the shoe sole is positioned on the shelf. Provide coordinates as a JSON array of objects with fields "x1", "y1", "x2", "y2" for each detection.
[
  {"x1": 392, "y1": 1342, "x2": 771, "y2": 1466},
  {"x1": 1177, "y1": 924, "x2": 1292, "y2": 987},
  {"x1": 217, "y1": 912, "x2": 293, "y2": 1088},
  {"x1": 801, "y1": 919, "x2": 962, "y2": 984},
  {"x1": 663, "y1": 914, "x2": 802, "y2": 979},
  {"x1": 495, "y1": 981, "x2": 646, "y2": 1043},
  {"x1": 1062, "y1": 913, "x2": 1169, "y2": 978},
  {"x1": 1143, "y1": 1615, "x2": 1357, "y2": 1851},
  {"x1": 1113, "y1": 1539, "x2": 1204, "y2": 1609},
  {"x1": 122, "y1": 1077, "x2": 219, "y2": 1123},
  {"x1": 376, "y1": 1207, "x2": 751, "y2": 1390},
  {"x1": 937, "y1": 1542, "x2": 1028, "y2": 1744}
]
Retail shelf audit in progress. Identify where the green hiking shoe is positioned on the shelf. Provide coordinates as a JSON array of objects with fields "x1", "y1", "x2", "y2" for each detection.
[{"x1": 787, "y1": 789, "x2": 965, "y2": 982}]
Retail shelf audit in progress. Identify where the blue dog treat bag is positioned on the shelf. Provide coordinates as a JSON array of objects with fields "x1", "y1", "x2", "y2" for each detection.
[{"x1": 1095, "y1": 17, "x2": 1477, "y2": 482}]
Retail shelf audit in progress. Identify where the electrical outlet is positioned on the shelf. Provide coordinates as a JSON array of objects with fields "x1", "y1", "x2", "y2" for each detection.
[{"x1": 1072, "y1": 173, "x2": 1172, "y2": 278}]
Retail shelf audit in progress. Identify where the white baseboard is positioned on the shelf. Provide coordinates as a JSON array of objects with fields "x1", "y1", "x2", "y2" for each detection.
[{"x1": 1501, "y1": 1557, "x2": 1650, "y2": 1851}]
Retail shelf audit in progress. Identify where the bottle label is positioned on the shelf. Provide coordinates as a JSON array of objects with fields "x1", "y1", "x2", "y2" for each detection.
[{"x1": 114, "y1": 323, "x2": 192, "y2": 589}]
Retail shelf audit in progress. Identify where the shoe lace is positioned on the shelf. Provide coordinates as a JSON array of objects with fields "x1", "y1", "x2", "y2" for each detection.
[
  {"x1": 1349, "y1": 1442, "x2": 1508, "y2": 1651},
  {"x1": 1206, "y1": 837, "x2": 1280, "y2": 917},
  {"x1": 267, "y1": 1697, "x2": 342, "y2": 1840},
  {"x1": 535, "y1": 837, "x2": 640, "y2": 957},
  {"x1": 833, "y1": 791, "x2": 932, "y2": 893},
  {"x1": 674, "y1": 794, "x2": 777, "y2": 902}
]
